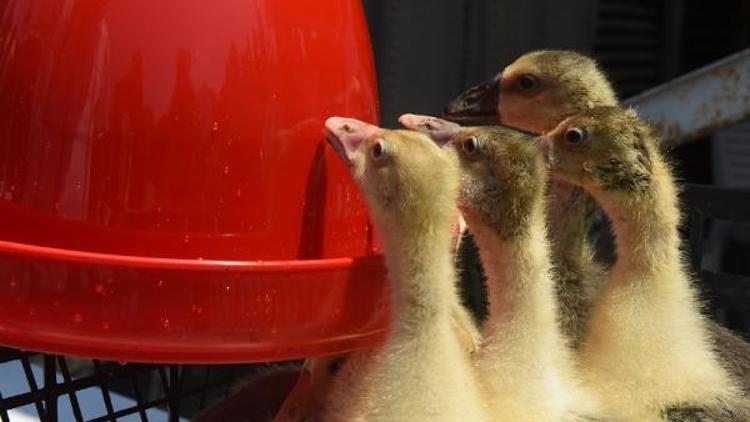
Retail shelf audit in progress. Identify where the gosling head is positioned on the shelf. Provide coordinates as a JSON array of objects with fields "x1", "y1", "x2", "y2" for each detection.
[
  {"x1": 325, "y1": 117, "x2": 460, "y2": 234},
  {"x1": 399, "y1": 114, "x2": 544, "y2": 241},
  {"x1": 541, "y1": 106, "x2": 656, "y2": 198},
  {"x1": 444, "y1": 50, "x2": 617, "y2": 133}
]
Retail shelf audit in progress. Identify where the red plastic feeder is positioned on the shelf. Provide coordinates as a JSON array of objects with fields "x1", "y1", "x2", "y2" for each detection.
[{"x1": 0, "y1": 0, "x2": 387, "y2": 363}]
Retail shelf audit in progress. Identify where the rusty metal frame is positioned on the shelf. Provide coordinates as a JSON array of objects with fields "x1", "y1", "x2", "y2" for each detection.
[{"x1": 625, "y1": 48, "x2": 750, "y2": 146}]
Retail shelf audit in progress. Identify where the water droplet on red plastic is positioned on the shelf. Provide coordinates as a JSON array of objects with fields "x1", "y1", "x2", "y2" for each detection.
[
  {"x1": 9, "y1": 278, "x2": 18, "y2": 288},
  {"x1": 157, "y1": 279, "x2": 165, "y2": 288},
  {"x1": 224, "y1": 284, "x2": 231, "y2": 293},
  {"x1": 183, "y1": 235, "x2": 190, "y2": 245},
  {"x1": 264, "y1": 293, "x2": 272, "y2": 303},
  {"x1": 101, "y1": 321, "x2": 110, "y2": 330},
  {"x1": 160, "y1": 317, "x2": 170, "y2": 330},
  {"x1": 334, "y1": 308, "x2": 341, "y2": 316},
  {"x1": 94, "y1": 284, "x2": 105, "y2": 294},
  {"x1": 235, "y1": 188, "x2": 242, "y2": 198},
  {"x1": 73, "y1": 313, "x2": 83, "y2": 323},
  {"x1": 74, "y1": 180, "x2": 82, "y2": 190},
  {"x1": 212, "y1": 122, "x2": 219, "y2": 132},
  {"x1": 271, "y1": 327, "x2": 278, "y2": 334},
  {"x1": 191, "y1": 304, "x2": 204, "y2": 315},
  {"x1": 118, "y1": 360, "x2": 128, "y2": 366},
  {"x1": 223, "y1": 164, "x2": 230, "y2": 175}
]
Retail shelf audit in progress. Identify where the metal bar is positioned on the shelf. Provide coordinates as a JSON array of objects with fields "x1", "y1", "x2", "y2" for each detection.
[
  {"x1": 157, "y1": 367, "x2": 170, "y2": 400},
  {"x1": 86, "y1": 377, "x2": 235, "y2": 422},
  {"x1": 93, "y1": 360, "x2": 117, "y2": 422},
  {"x1": 199, "y1": 366, "x2": 212, "y2": 409},
  {"x1": 129, "y1": 371, "x2": 149, "y2": 422},
  {"x1": 43, "y1": 355, "x2": 57, "y2": 422},
  {"x1": 0, "y1": 362, "x2": 153, "y2": 410},
  {"x1": 20, "y1": 355, "x2": 47, "y2": 420},
  {"x1": 168, "y1": 366, "x2": 181, "y2": 422},
  {"x1": 57, "y1": 357, "x2": 84, "y2": 422},
  {"x1": 625, "y1": 48, "x2": 750, "y2": 145},
  {"x1": 0, "y1": 390, "x2": 11, "y2": 422},
  {"x1": 0, "y1": 347, "x2": 23, "y2": 364}
]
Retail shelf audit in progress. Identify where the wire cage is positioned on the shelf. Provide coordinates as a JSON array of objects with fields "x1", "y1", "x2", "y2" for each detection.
[{"x1": 0, "y1": 346, "x2": 299, "y2": 422}]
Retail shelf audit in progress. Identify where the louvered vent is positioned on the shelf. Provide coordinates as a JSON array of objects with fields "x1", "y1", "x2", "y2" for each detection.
[
  {"x1": 681, "y1": 0, "x2": 750, "y2": 71},
  {"x1": 593, "y1": 0, "x2": 665, "y2": 98}
]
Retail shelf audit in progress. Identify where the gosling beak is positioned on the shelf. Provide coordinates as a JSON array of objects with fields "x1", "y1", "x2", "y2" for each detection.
[
  {"x1": 398, "y1": 113, "x2": 461, "y2": 147},
  {"x1": 324, "y1": 117, "x2": 381, "y2": 166},
  {"x1": 443, "y1": 73, "x2": 501, "y2": 122}
]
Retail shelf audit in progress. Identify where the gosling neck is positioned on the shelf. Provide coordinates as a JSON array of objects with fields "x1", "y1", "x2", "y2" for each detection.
[
  {"x1": 546, "y1": 180, "x2": 597, "y2": 270},
  {"x1": 466, "y1": 200, "x2": 556, "y2": 339},
  {"x1": 378, "y1": 214, "x2": 457, "y2": 334},
  {"x1": 591, "y1": 160, "x2": 681, "y2": 276}
]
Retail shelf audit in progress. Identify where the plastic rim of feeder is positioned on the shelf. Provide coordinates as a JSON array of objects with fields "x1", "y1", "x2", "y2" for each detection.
[{"x1": 0, "y1": 0, "x2": 388, "y2": 363}]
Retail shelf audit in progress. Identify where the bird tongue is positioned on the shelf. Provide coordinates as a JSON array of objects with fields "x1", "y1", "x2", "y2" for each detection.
[
  {"x1": 450, "y1": 211, "x2": 467, "y2": 256},
  {"x1": 324, "y1": 116, "x2": 382, "y2": 166}
]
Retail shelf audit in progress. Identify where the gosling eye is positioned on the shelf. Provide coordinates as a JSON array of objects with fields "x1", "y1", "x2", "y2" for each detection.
[
  {"x1": 462, "y1": 136, "x2": 480, "y2": 155},
  {"x1": 518, "y1": 74, "x2": 538, "y2": 90},
  {"x1": 564, "y1": 127, "x2": 586, "y2": 144},
  {"x1": 370, "y1": 139, "x2": 386, "y2": 161}
]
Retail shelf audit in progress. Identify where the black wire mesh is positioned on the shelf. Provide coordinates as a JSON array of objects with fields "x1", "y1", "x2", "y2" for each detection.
[{"x1": 0, "y1": 346, "x2": 293, "y2": 422}]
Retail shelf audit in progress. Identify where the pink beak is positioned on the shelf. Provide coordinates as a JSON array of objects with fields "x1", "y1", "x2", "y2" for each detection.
[
  {"x1": 398, "y1": 113, "x2": 462, "y2": 147},
  {"x1": 324, "y1": 117, "x2": 382, "y2": 166}
]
